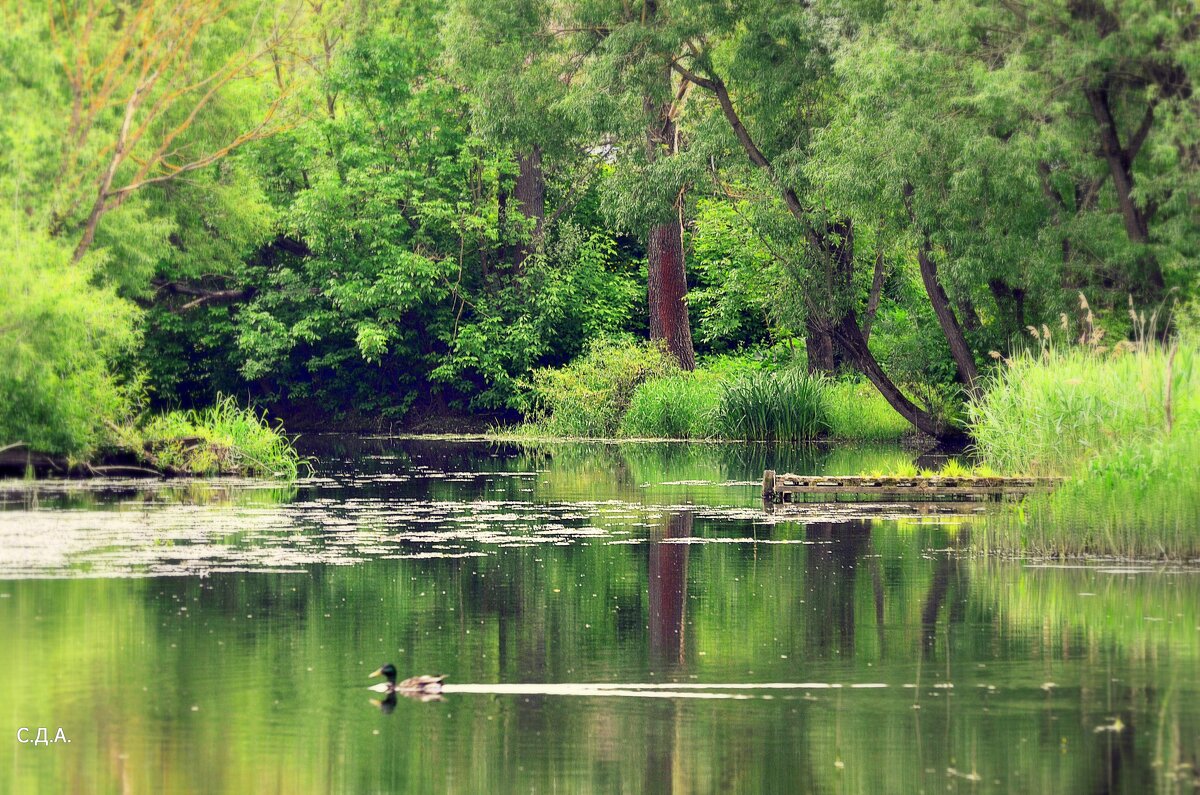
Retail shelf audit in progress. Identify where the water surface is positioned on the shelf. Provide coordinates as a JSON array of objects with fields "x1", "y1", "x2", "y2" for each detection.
[{"x1": 1, "y1": 439, "x2": 1197, "y2": 793}]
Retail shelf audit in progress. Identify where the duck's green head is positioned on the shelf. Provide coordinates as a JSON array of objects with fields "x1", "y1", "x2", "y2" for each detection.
[{"x1": 369, "y1": 663, "x2": 397, "y2": 684}]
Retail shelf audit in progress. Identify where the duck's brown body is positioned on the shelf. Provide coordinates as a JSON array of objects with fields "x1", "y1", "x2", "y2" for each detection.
[
  {"x1": 396, "y1": 674, "x2": 446, "y2": 695},
  {"x1": 369, "y1": 664, "x2": 446, "y2": 698}
]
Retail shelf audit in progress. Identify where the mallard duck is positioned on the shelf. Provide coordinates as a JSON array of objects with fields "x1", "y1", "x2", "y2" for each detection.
[{"x1": 369, "y1": 663, "x2": 447, "y2": 696}]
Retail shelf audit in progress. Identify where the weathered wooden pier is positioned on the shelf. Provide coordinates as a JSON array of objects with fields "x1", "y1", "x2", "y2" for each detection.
[{"x1": 761, "y1": 470, "x2": 1060, "y2": 503}]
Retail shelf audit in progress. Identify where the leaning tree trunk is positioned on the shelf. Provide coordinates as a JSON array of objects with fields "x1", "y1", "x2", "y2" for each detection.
[
  {"x1": 915, "y1": 246, "x2": 980, "y2": 401},
  {"x1": 648, "y1": 210, "x2": 696, "y2": 371},
  {"x1": 904, "y1": 184, "x2": 981, "y2": 401},
  {"x1": 829, "y1": 310, "x2": 964, "y2": 442},
  {"x1": 677, "y1": 64, "x2": 956, "y2": 437}
]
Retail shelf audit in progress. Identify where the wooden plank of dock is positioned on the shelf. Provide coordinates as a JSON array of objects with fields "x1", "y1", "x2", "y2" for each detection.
[{"x1": 761, "y1": 469, "x2": 1060, "y2": 502}]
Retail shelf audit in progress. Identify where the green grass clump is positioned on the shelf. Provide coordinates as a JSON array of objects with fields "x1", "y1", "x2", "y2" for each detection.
[
  {"x1": 619, "y1": 372, "x2": 722, "y2": 438},
  {"x1": 970, "y1": 338, "x2": 1199, "y2": 558},
  {"x1": 526, "y1": 338, "x2": 678, "y2": 437},
  {"x1": 825, "y1": 379, "x2": 911, "y2": 441},
  {"x1": 137, "y1": 396, "x2": 303, "y2": 479},
  {"x1": 968, "y1": 342, "x2": 1196, "y2": 476},
  {"x1": 711, "y1": 370, "x2": 830, "y2": 441},
  {"x1": 975, "y1": 430, "x2": 1200, "y2": 559}
]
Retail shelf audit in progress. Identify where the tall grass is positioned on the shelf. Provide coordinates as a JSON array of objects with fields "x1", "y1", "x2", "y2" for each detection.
[
  {"x1": 968, "y1": 342, "x2": 1194, "y2": 475},
  {"x1": 825, "y1": 379, "x2": 910, "y2": 441},
  {"x1": 619, "y1": 372, "x2": 722, "y2": 438},
  {"x1": 711, "y1": 370, "x2": 831, "y2": 441},
  {"x1": 137, "y1": 396, "x2": 304, "y2": 479},
  {"x1": 970, "y1": 338, "x2": 1199, "y2": 558}
]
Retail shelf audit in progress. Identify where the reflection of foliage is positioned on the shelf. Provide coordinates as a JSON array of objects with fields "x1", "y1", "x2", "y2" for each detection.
[{"x1": 2, "y1": 515, "x2": 1196, "y2": 793}]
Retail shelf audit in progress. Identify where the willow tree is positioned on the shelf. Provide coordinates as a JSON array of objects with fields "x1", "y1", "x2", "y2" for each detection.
[
  {"x1": 47, "y1": 0, "x2": 300, "y2": 264},
  {"x1": 510, "y1": 0, "x2": 698, "y2": 370}
]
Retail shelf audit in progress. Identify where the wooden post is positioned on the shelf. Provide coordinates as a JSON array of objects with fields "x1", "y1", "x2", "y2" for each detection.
[{"x1": 762, "y1": 469, "x2": 776, "y2": 501}]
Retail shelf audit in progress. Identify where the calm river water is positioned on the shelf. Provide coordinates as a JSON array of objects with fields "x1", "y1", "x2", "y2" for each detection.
[{"x1": 1, "y1": 438, "x2": 1197, "y2": 793}]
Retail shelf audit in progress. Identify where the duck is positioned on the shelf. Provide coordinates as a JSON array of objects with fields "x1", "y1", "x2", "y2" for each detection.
[{"x1": 369, "y1": 663, "x2": 447, "y2": 696}]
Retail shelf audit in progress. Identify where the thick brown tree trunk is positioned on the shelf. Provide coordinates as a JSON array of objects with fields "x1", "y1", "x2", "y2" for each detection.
[
  {"x1": 805, "y1": 314, "x2": 836, "y2": 373},
  {"x1": 643, "y1": 37, "x2": 696, "y2": 371},
  {"x1": 647, "y1": 210, "x2": 696, "y2": 371},
  {"x1": 508, "y1": 145, "x2": 545, "y2": 266}
]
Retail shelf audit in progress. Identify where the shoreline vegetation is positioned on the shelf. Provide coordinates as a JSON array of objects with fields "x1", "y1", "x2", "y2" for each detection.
[
  {"x1": 511, "y1": 339, "x2": 916, "y2": 444},
  {"x1": 0, "y1": 397, "x2": 303, "y2": 480},
  {"x1": 970, "y1": 335, "x2": 1198, "y2": 560},
  {"x1": 1, "y1": 1, "x2": 1196, "y2": 560}
]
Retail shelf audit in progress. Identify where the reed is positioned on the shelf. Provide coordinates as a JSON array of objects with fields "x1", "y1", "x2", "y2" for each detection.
[
  {"x1": 970, "y1": 336, "x2": 1199, "y2": 558},
  {"x1": 711, "y1": 370, "x2": 831, "y2": 441},
  {"x1": 137, "y1": 396, "x2": 304, "y2": 479}
]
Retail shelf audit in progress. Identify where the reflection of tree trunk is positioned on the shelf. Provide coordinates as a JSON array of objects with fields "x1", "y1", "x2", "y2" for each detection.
[
  {"x1": 920, "y1": 555, "x2": 951, "y2": 658},
  {"x1": 869, "y1": 553, "x2": 885, "y2": 655},
  {"x1": 649, "y1": 511, "x2": 692, "y2": 667},
  {"x1": 803, "y1": 521, "x2": 872, "y2": 657}
]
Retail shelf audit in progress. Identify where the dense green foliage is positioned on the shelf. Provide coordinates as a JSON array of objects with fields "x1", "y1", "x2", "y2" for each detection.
[
  {"x1": 1, "y1": 0, "x2": 1197, "y2": 509},
  {"x1": 527, "y1": 354, "x2": 909, "y2": 442},
  {"x1": 524, "y1": 339, "x2": 679, "y2": 438},
  {"x1": 0, "y1": 216, "x2": 139, "y2": 455}
]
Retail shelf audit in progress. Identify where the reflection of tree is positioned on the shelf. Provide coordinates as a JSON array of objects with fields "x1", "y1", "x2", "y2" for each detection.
[
  {"x1": 803, "y1": 521, "x2": 873, "y2": 658},
  {"x1": 649, "y1": 511, "x2": 693, "y2": 668},
  {"x1": 919, "y1": 555, "x2": 969, "y2": 659}
]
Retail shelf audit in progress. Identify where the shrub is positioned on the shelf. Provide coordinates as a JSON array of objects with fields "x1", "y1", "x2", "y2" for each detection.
[
  {"x1": 526, "y1": 338, "x2": 679, "y2": 437},
  {"x1": 711, "y1": 370, "x2": 830, "y2": 441},
  {"x1": 0, "y1": 217, "x2": 140, "y2": 455},
  {"x1": 619, "y1": 372, "x2": 723, "y2": 438}
]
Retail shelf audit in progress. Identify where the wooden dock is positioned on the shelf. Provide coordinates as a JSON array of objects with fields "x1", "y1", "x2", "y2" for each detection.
[{"x1": 761, "y1": 470, "x2": 1060, "y2": 503}]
